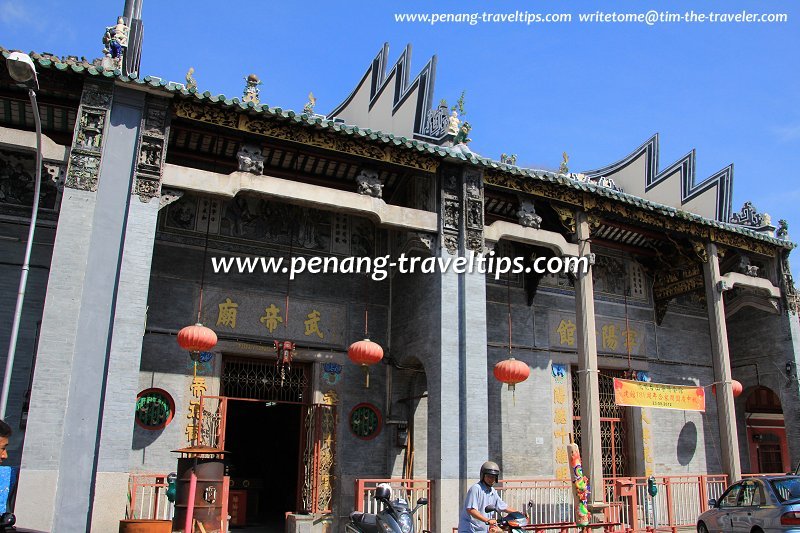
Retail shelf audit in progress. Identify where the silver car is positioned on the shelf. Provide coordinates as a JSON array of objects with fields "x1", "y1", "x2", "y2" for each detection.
[{"x1": 698, "y1": 476, "x2": 800, "y2": 533}]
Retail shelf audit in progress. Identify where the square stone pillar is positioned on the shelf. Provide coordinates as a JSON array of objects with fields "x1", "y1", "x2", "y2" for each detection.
[
  {"x1": 703, "y1": 242, "x2": 742, "y2": 482},
  {"x1": 574, "y1": 211, "x2": 604, "y2": 502}
]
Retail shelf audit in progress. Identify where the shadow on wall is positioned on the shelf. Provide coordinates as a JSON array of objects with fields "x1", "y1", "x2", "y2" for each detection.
[
  {"x1": 132, "y1": 424, "x2": 164, "y2": 451},
  {"x1": 677, "y1": 421, "x2": 697, "y2": 466}
]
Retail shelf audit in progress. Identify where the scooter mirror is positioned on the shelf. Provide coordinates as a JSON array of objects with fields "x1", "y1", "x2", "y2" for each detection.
[
  {"x1": 417, "y1": 498, "x2": 428, "y2": 506},
  {"x1": 485, "y1": 505, "x2": 496, "y2": 513}
]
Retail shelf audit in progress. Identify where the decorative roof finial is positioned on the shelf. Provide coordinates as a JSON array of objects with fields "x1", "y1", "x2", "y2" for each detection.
[
  {"x1": 560, "y1": 152, "x2": 570, "y2": 174},
  {"x1": 501, "y1": 153, "x2": 518, "y2": 166},
  {"x1": 185, "y1": 67, "x2": 197, "y2": 91},
  {"x1": 777, "y1": 219, "x2": 789, "y2": 239},
  {"x1": 453, "y1": 122, "x2": 472, "y2": 145},
  {"x1": 101, "y1": 16, "x2": 129, "y2": 71},
  {"x1": 304, "y1": 92, "x2": 317, "y2": 115},
  {"x1": 243, "y1": 74, "x2": 262, "y2": 104}
]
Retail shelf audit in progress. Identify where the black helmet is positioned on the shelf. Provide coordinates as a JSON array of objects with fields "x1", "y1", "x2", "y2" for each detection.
[
  {"x1": 375, "y1": 483, "x2": 392, "y2": 501},
  {"x1": 480, "y1": 461, "x2": 500, "y2": 479}
]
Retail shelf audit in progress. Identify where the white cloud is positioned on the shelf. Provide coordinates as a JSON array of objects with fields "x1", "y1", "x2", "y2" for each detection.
[
  {"x1": 0, "y1": 0, "x2": 29, "y2": 25},
  {"x1": 772, "y1": 123, "x2": 800, "y2": 143}
]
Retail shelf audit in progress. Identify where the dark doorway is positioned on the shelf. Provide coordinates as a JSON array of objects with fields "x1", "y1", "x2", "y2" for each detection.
[{"x1": 225, "y1": 399, "x2": 302, "y2": 531}]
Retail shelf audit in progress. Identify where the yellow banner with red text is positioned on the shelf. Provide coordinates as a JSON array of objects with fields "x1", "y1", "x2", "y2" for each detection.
[{"x1": 613, "y1": 378, "x2": 705, "y2": 411}]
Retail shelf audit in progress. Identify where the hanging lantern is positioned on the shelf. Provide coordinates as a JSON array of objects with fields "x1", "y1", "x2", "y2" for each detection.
[
  {"x1": 177, "y1": 323, "x2": 218, "y2": 361},
  {"x1": 712, "y1": 379, "x2": 743, "y2": 398},
  {"x1": 274, "y1": 340, "x2": 296, "y2": 386},
  {"x1": 348, "y1": 338, "x2": 383, "y2": 388},
  {"x1": 494, "y1": 357, "x2": 530, "y2": 392}
]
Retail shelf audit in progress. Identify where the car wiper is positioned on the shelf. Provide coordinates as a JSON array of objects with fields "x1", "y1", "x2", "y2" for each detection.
[{"x1": 795, "y1": 460, "x2": 799, "y2": 476}]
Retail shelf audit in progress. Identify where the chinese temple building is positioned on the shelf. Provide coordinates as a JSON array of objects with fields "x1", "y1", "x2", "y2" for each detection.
[{"x1": 0, "y1": 8, "x2": 799, "y2": 533}]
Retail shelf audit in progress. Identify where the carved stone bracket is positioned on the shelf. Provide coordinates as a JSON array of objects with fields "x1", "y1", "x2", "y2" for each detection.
[
  {"x1": 159, "y1": 187, "x2": 184, "y2": 210},
  {"x1": 654, "y1": 299, "x2": 670, "y2": 325},
  {"x1": 356, "y1": 169, "x2": 384, "y2": 198},
  {"x1": 237, "y1": 144, "x2": 265, "y2": 175},
  {"x1": 43, "y1": 162, "x2": 66, "y2": 192},
  {"x1": 134, "y1": 96, "x2": 171, "y2": 202},
  {"x1": 552, "y1": 204, "x2": 576, "y2": 235},
  {"x1": 65, "y1": 81, "x2": 113, "y2": 191},
  {"x1": 517, "y1": 199, "x2": 542, "y2": 229},
  {"x1": 690, "y1": 240, "x2": 709, "y2": 263}
]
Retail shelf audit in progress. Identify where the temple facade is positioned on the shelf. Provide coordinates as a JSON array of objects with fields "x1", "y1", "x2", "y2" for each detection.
[{"x1": 0, "y1": 31, "x2": 798, "y2": 533}]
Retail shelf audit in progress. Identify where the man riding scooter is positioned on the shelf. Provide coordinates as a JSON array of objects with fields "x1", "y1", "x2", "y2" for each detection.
[{"x1": 458, "y1": 461, "x2": 519, "y2": 533}]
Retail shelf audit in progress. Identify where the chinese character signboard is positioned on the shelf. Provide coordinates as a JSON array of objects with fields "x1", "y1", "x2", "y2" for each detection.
[
  {"x1": 549, "y1": 313, "x2": 650, "y2": 356},
  {"x1": 613, "y1": 378, "x2": 705, "y2": 412}
]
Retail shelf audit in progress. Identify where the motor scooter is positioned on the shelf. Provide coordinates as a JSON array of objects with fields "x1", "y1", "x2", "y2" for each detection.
[
  {"x1": 347, "y1": 484, "x2": 428, "y2": 533},
  {"x1": 484, "y1": 504, "x2": 528, "y2": 533}
]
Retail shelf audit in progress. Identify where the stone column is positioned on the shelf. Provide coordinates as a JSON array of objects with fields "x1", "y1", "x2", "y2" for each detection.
[
  {"x1": 15, "y1": 84, "x2": 169, "y2": 532},
  {"x1": 703, "y1": 242, "x2": 742, "y2": 482},
  {"x1": 90, "y1": 95, "x2": 172, "y2": 532},
  {"x1": 573, "y1": 210, "x2": 603, "y2": 502},
  {"x1": 429, "y1": 164, "x2": 489, "y2": 533}
]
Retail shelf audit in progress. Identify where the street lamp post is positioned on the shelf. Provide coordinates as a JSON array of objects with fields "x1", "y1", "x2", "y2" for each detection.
[{"x1": 0, "y1": 52, "x2": 42, "y2": 419}]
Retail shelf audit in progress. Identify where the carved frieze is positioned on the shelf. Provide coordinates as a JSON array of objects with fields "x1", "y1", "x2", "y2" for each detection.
[
  {"x1": 443, "y1": 198, "x2": 460, "y2": 231},
  {"x1": 174, "y1": 100, "x2": 239, "y2": 129},
  {"x1": 81, "y1": 82, "x2": 113, "y2": 108},
  {"x1": 175, "y1": 102, "x2": 437, "y2": 172},
  {"x1": 134, "y1": 97, "x2": 171, "y2": 202},
  {"x1": 65, "y1": 82, "x2": 113, "y2": 192},
  {"x1": 65, "y1": 153, "x2": 101, "y2": 191},
  {"x1": 443, "y1": 234, "x2": 458, "y2": 255},
  {"x1": 466, "y1": 230, "x2": 483, "y2": 252},
  {"x1": 466, "y1": 199, "x2": 483, "y2": 229}
]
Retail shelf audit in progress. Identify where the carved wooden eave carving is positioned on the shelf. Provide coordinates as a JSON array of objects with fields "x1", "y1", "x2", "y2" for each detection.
[
  {"x1": 172, "y1": 101, "x2": 438, "y2": 173},
  {"x1": 485, "y1": 168, "x2": 783, "y2": 260}
]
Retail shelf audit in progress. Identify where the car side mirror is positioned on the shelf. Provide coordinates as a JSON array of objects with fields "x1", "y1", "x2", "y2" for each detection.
[
  {"x1": 417, "y1": 498, "x2": 428, "y2": 506},
  {"x1": 708, "y1": 499, "x2": 717, "y2": 508},
  {"x1": 485, "y1": 505, "x2": 496, "y2": 513}
]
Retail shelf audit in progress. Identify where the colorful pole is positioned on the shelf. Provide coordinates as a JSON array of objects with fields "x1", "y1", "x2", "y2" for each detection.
[{"x1": 567, "y1": 442, "x2": 591, "y2": 527}]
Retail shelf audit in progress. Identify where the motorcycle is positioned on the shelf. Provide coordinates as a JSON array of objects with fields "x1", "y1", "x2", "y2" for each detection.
[
  {"x1": 347, "y1": 484, "x2": 428, "y2": 533},
  {"x1": 484, "y1": 504, "x2": 528, "y2": 533}
]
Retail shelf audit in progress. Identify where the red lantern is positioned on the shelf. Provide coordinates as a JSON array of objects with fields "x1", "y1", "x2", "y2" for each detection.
[
  {"x1": 177, "y1": 323, "x2": 218, "y2": 361},
  {"x1": 712, "y1": 379, "x2": 743, "y2": 398},
  {"x1": 348, "y1": 338, "x2": 383, "y2": 388},
  {"x1": 494, "y1": 357, "x2": 530, "y2": 392}
]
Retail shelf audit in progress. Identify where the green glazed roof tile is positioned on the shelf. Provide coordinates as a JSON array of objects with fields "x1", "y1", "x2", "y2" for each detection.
[{"x1": 2, "y1": 45, "x2": 792, "y2": 250}]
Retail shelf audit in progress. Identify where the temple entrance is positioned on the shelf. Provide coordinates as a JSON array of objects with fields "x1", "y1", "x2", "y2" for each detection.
[
  {"x1": 225, "y1": 400, "x2": 302, "y2": 531},
  {"x1": 220, "y1": 357, "x2": 311, "y2": 532},
  {"x1": 745, "y1": 386, "x2": 790, "y2": 474}
]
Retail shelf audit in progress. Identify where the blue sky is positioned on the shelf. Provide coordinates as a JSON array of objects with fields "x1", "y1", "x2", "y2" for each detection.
[{"x1": 2, "y1": 0, "x2": 798, "y2": 280}]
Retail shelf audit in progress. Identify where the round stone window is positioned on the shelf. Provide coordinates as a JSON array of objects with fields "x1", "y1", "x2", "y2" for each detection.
[
  {"x1": 135, "y1": 388, "x2": 175, "y2": 430},
  {"x1": 349, "y1": 403, "x2": 382, "y2": 440}
]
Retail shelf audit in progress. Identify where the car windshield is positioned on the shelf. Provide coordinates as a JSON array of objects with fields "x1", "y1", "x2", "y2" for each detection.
[{"x1": 769, "y1": 477, "x2": 800, "y2": 503}]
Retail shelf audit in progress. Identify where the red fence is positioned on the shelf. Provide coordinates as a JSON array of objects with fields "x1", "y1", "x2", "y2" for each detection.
[
  {"x1": 492, "y1": 475, "x2": 729, "y2": 533},
  {"x1": 127, "y1": 473, "x2": 173, "y2": 520}
]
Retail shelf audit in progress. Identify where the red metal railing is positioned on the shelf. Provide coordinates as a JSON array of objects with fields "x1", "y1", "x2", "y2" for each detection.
[
  {"x1": 472, "y1": 475, "x2": 730, "y2": 533},
  {"x1": 355, "y1": 478, "x2": 433, "y2": 532},
  {"x1": 127, "y1": 473, "x2": 173, "y2": 520}
]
